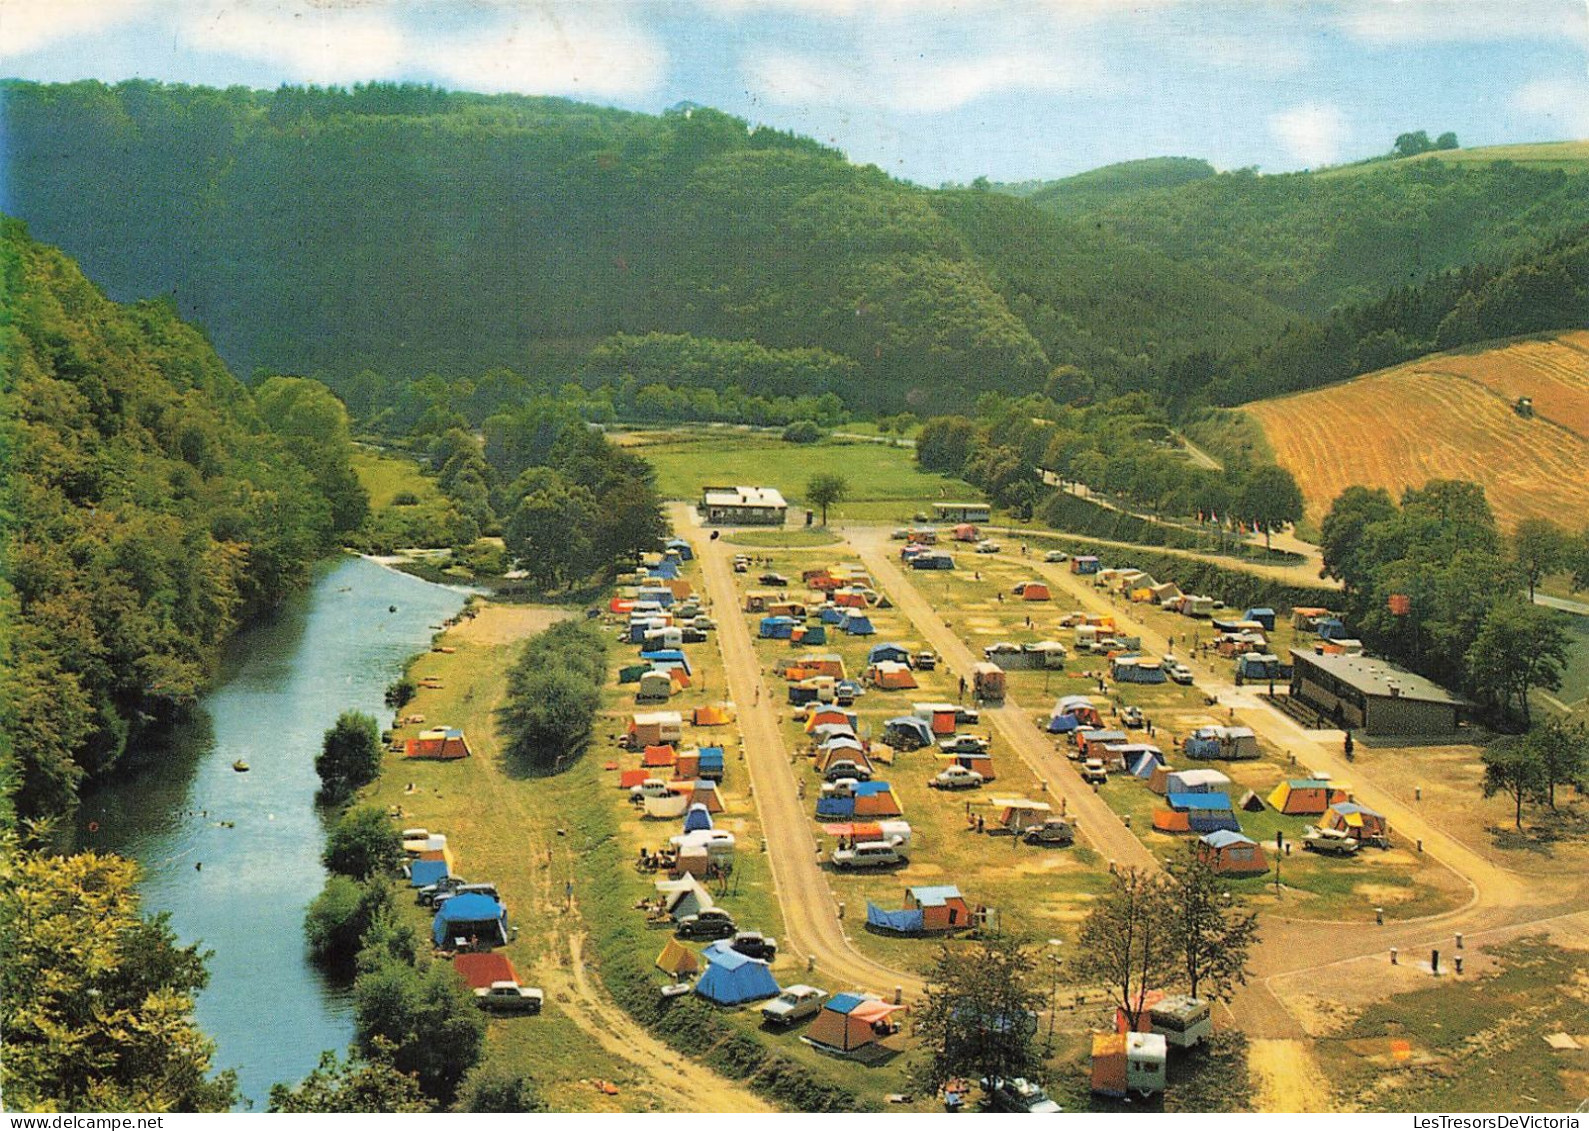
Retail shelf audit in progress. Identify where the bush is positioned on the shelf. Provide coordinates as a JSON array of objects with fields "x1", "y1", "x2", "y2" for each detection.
[
  {"x1": 384, "y1": 677, "x2": 416, "y2": 710},
  {"x1": 306, "y1": 877, "x2": 393, "y2": 974},
  {"x1": 781, "y1": 419, "x2": 823, "y2": 443},
  {"x1": 316, "y1": 710, "x2": 383, "y2": 802},
  {"x1": 353, "y1": 956, "x2": 486, "y2": 1107},
  {"x1": 324, "y1": 804, "x2": 402, "y2": 880},
  {"x1": 463, "y1": 1068, "x2": 547, "y2": 1113},
  {"x1": 392, "y1": 491, "x2": 421, "y2": 506}
]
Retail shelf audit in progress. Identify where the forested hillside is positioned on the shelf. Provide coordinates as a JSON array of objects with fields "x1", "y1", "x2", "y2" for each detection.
[
  {"x1": 1035, "y1": 157, "x2": 1589, "y2": 316},
  {"x1": 1014, "y1": 157, "x2": 1217, "y2": 218},
  {"x1": 3, "y1": 79, "x2": 1294, "y2": 413},
  {"x1": 0, "y1": 218, "x2": 366, "y2": 821}
]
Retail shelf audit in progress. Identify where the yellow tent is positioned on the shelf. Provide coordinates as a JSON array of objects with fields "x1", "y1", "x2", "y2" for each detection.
[
  {"x1": 655, "y1": 937, "x2": 700, "y2": 977},
  {"x1": 692, "y1": 704, "x2": 735, "y2": 726}
]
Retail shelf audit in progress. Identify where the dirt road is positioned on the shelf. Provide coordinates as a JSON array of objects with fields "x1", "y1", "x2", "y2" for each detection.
[
  {"x1": 676, "y1": 507, "x2": 926, "y2": 1001},
  {"x1": 850, "y1": 530, "x2": 1157, "y2": 873},
  {"x1": 1248, "y1": 1038, "x2": 1339, "y2": 1113}
]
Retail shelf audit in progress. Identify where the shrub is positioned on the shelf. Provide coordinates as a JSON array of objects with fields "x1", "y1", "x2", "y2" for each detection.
[
  {"x1": 782, "y1": 419, "x2": 823, "y2": 443},
  {"x1": 316, "y1": 710, "x2": 383, "y2": 802},
  {"x1": 324, "y1": 804, "x2": 402, "y2": 880},
  {"x1": 306, "y1": 877, "x2": 393, "y2": 974}
]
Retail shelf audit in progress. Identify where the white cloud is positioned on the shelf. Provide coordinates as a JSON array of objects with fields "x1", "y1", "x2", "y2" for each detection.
[
  {"x1": 747, "y1": 46, "x2": 1089, "y2": 113},
  {"x1": 424, "y1": 11, "x2": 665, "y2": 97},
  {"x1": 1335, "y1": 0, "x2": 1588, "y2": 45},
  {"x1": 1511, "y1": 75, "x2": 1589, "y2": 131},
  {"x1": 0, "y1": 0, "x2": 152, "y2": 56},
  {"x1": 180, "y1": 3, "x2": 408, "y2": 85},
  {"x1": 1269, "y1": 103, "x2": 1349, "y2": 167}
]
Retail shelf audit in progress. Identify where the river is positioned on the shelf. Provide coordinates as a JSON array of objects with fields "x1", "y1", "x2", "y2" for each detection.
[{"x1": 72, "y1": 555, "x2": 468, "y2": 1108}]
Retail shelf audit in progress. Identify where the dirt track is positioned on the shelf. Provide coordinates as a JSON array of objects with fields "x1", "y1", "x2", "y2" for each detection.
[{"x1": 676, "y1": 507, "x2": 926, "y2": 1001}]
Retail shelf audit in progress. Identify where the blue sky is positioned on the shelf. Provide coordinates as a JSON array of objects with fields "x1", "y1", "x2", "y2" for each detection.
[{"x1": 4, "y1": 0, "x2": 1587, "y2": 184}]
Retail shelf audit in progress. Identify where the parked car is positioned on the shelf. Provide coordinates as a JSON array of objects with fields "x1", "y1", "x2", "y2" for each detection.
[
  {"x1": 831, "y1": 841, "x2": 908, "y2": 869},
  {"x1": 1043, "y1": 550, "x2": 1069, "y2": 563},
  {"x1": 630, "y1": 777, "x2": 672, "y2": 802},
  {"x1": 955, "y1": 706, "x2": 981, "y2": 725},
  {"x1": 474, "y1": 982, "x2": 544, "y2": 1014},
  {"x1": 931, "y1": 765, "x2": 986, "y2": 791},
  {"x1": 822, "y1": 759, "x2": 873, "y2": 783},
  {"x1": 1081, "y1": 758, "x2": 1109, "y2": 784},
  {"x1": 890, "y1": 528, "x2": 911, "y2": 540},
  {"x1": 1120, "y1": 706, "x2": 1145, "y2": 729},
  {"x1": 761, "y1": 984, "x2": 827, "y2": 1026},
  {"x1": 758, "y1": 572, "x2": 789, "y2": 586},
  {"x1": 416, "y1": 876, "x2": 469, "y2": 907},
  {"x1": 1302, "y1": 826, "x2": 1360, "y2": 856},
  {"x1": 733, "y1": 557, "x2": 749, "y2": 573},
  {"x1": 689, "y1": 615, "x2": 717, "y2": 631},
  {"x1": 1022, "y1": 819, "x2": 1076, "y2": 846},
  {"x1": 676, "y1": 909, "x2": 738, "y2": 940},
  {"x1": 729, "y1": 930, "x2": 778, "y2": 961},
  {"x1": 432, "y1": 882, "x2": 500, "y2": 910},
  {"x1": 913, "y1": 650, "x2": 939, "y2": 671},
  {"x1": 1167, "y1": 662, "x2": 1194, "y2": 685},
  {"x1": 975, "y1": 540, "x2": 1001, "y2": 554},
  {"x1": 983, "y1": 1077, "x2": 1063, "y2": 1113},
  {"x1": 938, "y1": 733, "x2": 991, "y2": 754}
]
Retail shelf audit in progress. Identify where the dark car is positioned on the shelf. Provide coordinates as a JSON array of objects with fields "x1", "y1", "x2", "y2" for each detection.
[
  {"x1": 729, "y1": 930, "x2": 778, "y2": 961},
  {"x1": 758, "y1": 572, "x2": 789, "y2": 587},
  {"x1": 675, "y1": 908, "x2": 738, "y2": 941},
  {"x1": 983, "y1": 1077, "x2": 1063, "y2": 1113},
  {"x1": 416, "y1": 876, "x2": 469, "y2": 907}
]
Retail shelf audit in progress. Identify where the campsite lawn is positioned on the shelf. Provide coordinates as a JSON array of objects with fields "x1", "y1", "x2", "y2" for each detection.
[
  {"x1": 726, "y1": 528, "x2": 843, "y2": 548},
  {"x1": 351, "y1": 446, "x2": 445, "y2": 509},
  {"x1": 1311, "y1": 936, "x2": 1589, "y2": 1112},
  {"x1": 634, "y1": 431, "x2": 975, "y2": 523}
]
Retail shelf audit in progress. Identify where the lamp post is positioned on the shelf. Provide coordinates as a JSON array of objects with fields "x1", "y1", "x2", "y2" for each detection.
[{"x1": 1045, "y1": 938, "x2": 1064, "y2": 1054}]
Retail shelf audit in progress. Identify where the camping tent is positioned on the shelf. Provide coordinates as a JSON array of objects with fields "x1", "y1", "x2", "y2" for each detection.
[
  {"x1": 884, "y1": 715, "x2": 934, "y2": 749},
  {"x1": 1077, "y1": 729, "x2": 1128, "y2": 757},
  {"x1": 642, "y1": 744, "x2": 677, "y2": 769},
  {"x1": 453, "y1": 953, "x2": 517, "y2": 990},
  {"x1": 658, "y1": 875, "x2": 714, "y2": 920},
  {"x1": 1269, "y1": 779, "x2": 1348, "y2": 816},
  {"x1": 913, "y1": 702, "x2": 960, "y2": 735},
  {"x1": 806, "y1": 994, "x2": 904, "y2": 1053},
  {"x1": 432, "y1": 893, "x2": 508, "y2": 948},
  {"x1": 697, "y1": 747, "x2": 725, "y2": 782},
  {"x1": 1018, "y1": 581, "x2": 1051, "y2": 601},
  {"x1": 641, "y1": 650, "x2": 693, "y2": 676},
  {"x1": 996, "y1": 798, "x2": 1052, "y2": 832},
  {"x1": 1158, "y1": 793, "x2": 1240, "y2": 833},
  {"x1": 759, "y1": 616, "x2": 798, "y2": 640},
  {"x1": 1111, "y1": 657, "x2": 1167, "y2": 684},
  {"x1": 404, "y1": 727, "x2": 472, "y2": 760},
  {"x1": 409, "y1": 858, "x2": 450, "y2": 888},
  {"x1": 1129, "y1": 750, "x2": 1165, "y2": 779},
  {"x1": 1164, "y1": 769, "x2": 1232, "y2": 795},
  {"x1": 692, "y1": 704, "x2": 734, "y2": 726},
  {"x1": 656, "y1": 937, "x2": 700, "y2": 978},
  {"x1": 866, "y1": 903, "x2": 924, "y2": 933},
  {"x1": 1324, "y1": 801, "x2": 1389, "y2": 844},
  {"x1": 1185, "y1": 725, "x2": 1260, "y2": 761},
  {"x1": 787, "y1": 654, "x2": 847, "y2": 680},
  {"x1": 868, "y1": 643, "x2": 911, "y2": 665},
  {"x1": 1049, "y1": 695, "x2": 1103, "y2": 732},
  {"x1": 806, "y1": 707, "x2": 859, "y2": 733},
  {"x1": 627, "y1": 712, "x2": 683, "y2": 747},
  {"x1": 1238, "y1": 789, "x2": 1265, "y2": 812},
  {"x1": 853, "y1": 781, "x2": 904, "y2": 817},
  {"x1": 682, "y1": 803, "x2": 715, "y2": 833},
  {"x1": 841, "y1": 612, "x2": 876, "y2": 636},
  {"x1": 906, "y1": 885, "x2": 973, "y2": 931},
  {"x1": 695, "y1": 942, "x2": 780, "y2": 1005},
  {"x1": 868, "y1": 661, "x2": 918, "y2": 690},
  {"x1": 674, "y1": 781, "x2": 725, "y2": 814},
  {"x1": 642, "y1": 792, "x2": 690, "y2": 819},
  {"x1": 1243, "y1": 608, "x2": 1278, "y2": 632},
  {"x1": 1197, "y1": 830, "x2": 1269, "y2": 875}
]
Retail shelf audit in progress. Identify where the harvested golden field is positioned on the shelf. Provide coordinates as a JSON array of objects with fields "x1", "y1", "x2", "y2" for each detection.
[{"x1": 1248, "y1": 333, "x2": 1589, "y2": 529}]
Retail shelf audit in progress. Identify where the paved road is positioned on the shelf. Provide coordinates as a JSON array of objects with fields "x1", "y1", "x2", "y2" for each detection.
[
  {"x1": 675, "y1": 506, "x2": 925, "y2": 1001},
  {"x1": 850, "y1": 529, "x2": 1158, "y2": 873}
]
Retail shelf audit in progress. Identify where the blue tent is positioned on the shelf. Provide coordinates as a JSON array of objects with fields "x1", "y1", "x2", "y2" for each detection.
[
  {"x1": 1243, "y1": 608, "x2": 1277, "y2": 632},
  {"x1": 868, "y1": 643, "x2": 911, "y2": 665},
  {"x1": 800, "y1": 624, "x2": 828, "y2": 644},
  {"x1": 665, "y1": 538, "x2": 694, "y2": 561},
  {"x1": 635, "y1": 587, "x2": 675, "y2": 607},
  {"x1": 641, "y1": 649, "x2": 692, "y2": 675},
  {"x1": 841, "y1": 613, "x2": 876, "y2": 636},
  {"x1": 818, "y1": 605, "x2": 846, "y2": 624},
  {"x1": 759, "y1": 616, "x2": 797, "y2": 639},
  {"x1": 867, "y1": 903, "x2": 924, "y2": 933},
  {"x1": 884, "y1": 715, "x2": 934, "y2": 748},
  {"x1": 816, "y1": 794, "x2": 854, "y2": 818},
  {"x1": 647, "y1": 560, "x2": 680, "y2": 580},
  {"x1": 409, "y1": 858, "x2": 449, "y2": 888},
  {"x1": 628, "y1": 620, "x2": 665, "y2": 643},
  {"x1": 698, "y1": 747, "x2": 725, "y2": 780},
  {"x1": 1047, "y1": 713, "x2": 1081, "y2": 734},
  {"x1": 432, "y1": 893, "x2": 508, "y2": 947},
  {"x1": 1317, "y1": 618, "x2": 1348, "y2": 641},
  {"x1": 683, "y1": 803, "x2": 714, "y2": 833},
  {"x1": 695, "y1": 942, "x2": 780, "y2": 1004},
  {"x1": 1129, "y1": 750, "x2": 1164, "y2": 779},
  {"x1": 1167, "y1": 792, "x2": 1240, "y2": 833}
]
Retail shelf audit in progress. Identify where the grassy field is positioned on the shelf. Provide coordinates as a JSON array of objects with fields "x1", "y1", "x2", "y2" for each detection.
[
  {"x1": 1246, "y1": 332, "x2": 1589, "y2": 530},
  {"x1": 725, "y1": 528, "x2": 843, "y2": 548},
  {"x1": 632, "y1": 432, "x2": 976, "y2": 523},
  {"x1": 1312, "y1": 937, "x2": 1589, "y2": 1112},
  {"x1": 351, "y1": 446, "x2": 445, "y2": 509}
]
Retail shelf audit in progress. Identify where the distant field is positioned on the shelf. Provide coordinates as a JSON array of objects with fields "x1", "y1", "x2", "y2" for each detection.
[
  {"x1": 1246, "y1": 333, "x2": 1589, "y2": 529},
  {"x1": 1321, "y1": 140, "x2": 1589, "y2": 178},
  {"x1": 351, "y1": 446, "x2": 442, "y2": 509},
  {"x1": 634, "y1": 431, "x2": 977, "y2": 522}
]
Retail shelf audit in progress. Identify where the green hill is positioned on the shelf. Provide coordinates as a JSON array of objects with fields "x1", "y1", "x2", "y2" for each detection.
[
  {"x1": 0, "y1": 80, "x2": 1290, "y2": 413},
  {"x1": 0, "y1": 217, "x2": 363, "y2": 820},
  {"x1": 1027, "y1": 150, "x2": 1589, "y2": 316},
  {"x1": 1017, "y1": 156, "x2": 1217, "y2": 218}
]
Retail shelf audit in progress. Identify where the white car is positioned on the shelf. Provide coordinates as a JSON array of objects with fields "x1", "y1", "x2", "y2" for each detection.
[
  {"x1": 1167, "y1": 662, "x2": 1193, "y2": 685},
  {"x1": 1043, "y1": 550, "x2": 1068, "y2": 563},
  {"x1": 762, "y1": 985, "x2": 827, "y2": 1025},
  {"x1": 474, "y1": 982, "x2": 544, "y2": 1014},
  {"x1": 831, "y1": 841, "x2": 908, "y2": 869},
  {"x1": 1081, "y1": 758, "x2": 1109, "y2": 784},
  {"x1": 975, "y1": 540, "x2": 1001, "y2": 554},
  {"x1": 931, "y1": 765, "x2": 986, "y2": 790}
]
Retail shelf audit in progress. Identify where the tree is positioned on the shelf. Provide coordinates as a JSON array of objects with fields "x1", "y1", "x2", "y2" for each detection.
[
  {"x1": 1237, "y1": 464, "x2": 1304, "y2": 549},
  {"x1": 911, "y1": 935, "x2": 1046, "y2": 1094},
  {"x1": 782, "y1": 419, "x2": 823, "y2": 443},
  {"x1": 323, "y1": 804, "x2": 403, "y2": 880},
  {"x1": 1482, "y1": 737, "x2": 1545, "y2": 829},
  {"x1": 1393, "y1": 130, "x2": 1434, "y2": 158},
  {"x1": 1074, "y1": 866, "x2": 1176, "y2": 1032},
  {"x1": 1162, "y1": 849, "x2": 1261, "y2": 1003},
  {"x1": 464, "y1": 1068, "x2": 548, "y2": 1113},
  {"x1": 1435, "y1": 131, "x2": 1459, "y2": 150},
  {"x1": 316, "y1": 710, "x2": 382, "y2": 803},
  {"x1": 0, "y1": 846, "x2": 238, "y2": 1112},
  {"x1": 1570, "y1": 528, "x2": 1589, "y2": 593},
  {"x1": 353, "y1": 956, "x2": 486, "y2": 1106},
  {"x1": 1319, "y1": 486, "x2": 1398, "y2": 587},
  {"x1": 1465, "y1": 597, "x2": 1570, "y2": 726},
  {"x1": 306, "y1": 877, "x2": 394, "y2": 973},
  {"x1": 1512, "y1": 517, "x2": 1568, "y2": 601},
  {"x1": 916, "y1": 416, "x2": 981, "y2": 474},
  {"x1": 1529, "y1": 717, "x2": 1588, "y2": 810},
  {"x1": 268, "y1": 1043, "x2": 429, "y2": 1113},
  {"x1": 504, "y1": 474, "x2": 598, "y2": 590},
  {"x1": 806, "y1": 473, "x2": 849, "y2": 526}
]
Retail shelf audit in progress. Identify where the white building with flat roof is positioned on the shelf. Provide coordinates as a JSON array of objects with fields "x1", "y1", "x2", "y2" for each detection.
[{"x1": 700, "y1": 486, "x2": 788, "y2": 526}]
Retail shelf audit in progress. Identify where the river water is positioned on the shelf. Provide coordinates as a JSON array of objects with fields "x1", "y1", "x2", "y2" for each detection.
[{"x1": 72, "y1": 555, "x2": 467, "y2": 1108}]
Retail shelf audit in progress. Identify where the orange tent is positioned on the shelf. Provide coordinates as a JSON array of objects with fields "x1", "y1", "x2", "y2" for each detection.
[
  {"x1": 1152, "y1": 809, "x2": 1192, "y2": 833},
  {"x1": 619, "y1": 769, "x2": 652, "y2": 789},
  {"x1": 869, "y1": 662, "x2": 918, "y2": 690},
  {"x1": 692, "y1": 704, "x2": 735, "y2": 726},
  {"x1": 673, "y1": 750, "x2": 700, "y2": 780},
  {"x1": 453, "y1": 952, "x2": 517, "y2": 990},
  {"x1": 807, "y1": 995, "x2": 905, "y2": 1053},
  {"x1": 642, "y1": 744, "x2": 677, "y2": 768},
  {"x1": 668, "y1": 780, "x2": 725, "y2": 813},
  {"x1": 404, "y1": 727, "x2": 472, "y2": 760},
  {"x1": 655, "y1": 937, "x2": 700, "y2": 977},
  {"x1": 806, "y1": 707, "x2": 857, "y2": 733}
]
